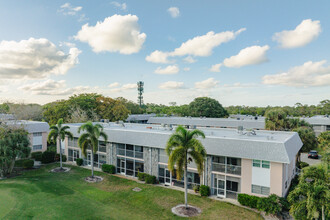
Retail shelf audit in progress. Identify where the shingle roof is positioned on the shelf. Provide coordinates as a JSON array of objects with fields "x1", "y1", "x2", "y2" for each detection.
[
  {"x1": 300, "y1": 115, "x2": 330, "y2": 126},
  {"x1": 4, "y1": 120, "x2": 49, "y2": 133},
  {"x1": 147, "y1": 116, "x2": 265, "y2": 129},
  {"x1": 66, "y1": 122, "x2": 301, "y2": 164},
  {"x1": 126, "y1": 114, "x2": 157, "y2": 122}
]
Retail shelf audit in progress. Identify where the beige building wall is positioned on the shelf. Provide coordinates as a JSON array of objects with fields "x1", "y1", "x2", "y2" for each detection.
[
  {"x1": 270, "y1": 162, "x2": 283, "y2": 196},
  {"x1": 241, "y1": 158, "x2": 252, "y2": 194},
  {"x1": 41, "y1": 132, "x2": 48, "y2": 152}
]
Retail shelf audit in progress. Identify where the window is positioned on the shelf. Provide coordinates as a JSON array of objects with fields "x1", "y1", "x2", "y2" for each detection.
[
  {"x1": 33, "y1": 132, "x2": 42, "y2": 137},
  {"x1": 252, "y1": 184, "x2": 270, "y2": 196},
  {"x1": 252, "y1": 160, "x2": 261, "y2": 167},
  {"x1": 213, "y1": 156, "x2": 225, "y2": 164},
  {"x1": 262, "y1": 161, "x2": 270, "y2": 169},
  {"x1": 98, "y1": 141, "x2": 107, "y2": 153},
  {"x1": 33, "y1": 145, "x2": 42, "y2": 151}
]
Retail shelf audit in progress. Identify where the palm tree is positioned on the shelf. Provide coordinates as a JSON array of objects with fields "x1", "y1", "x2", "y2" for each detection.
[
  {"x1": 78, "y1": 122, "x2": 108, "y2": 178},
  {"x1": 48, "y1": 118, "x2": 73, "y2": 170},
  {"x1": 166, "y1": 126, "x2": 206, "y2": 209}
]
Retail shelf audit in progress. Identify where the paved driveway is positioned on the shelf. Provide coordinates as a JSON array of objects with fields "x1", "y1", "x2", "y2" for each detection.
[{"x1": 301, "y1": 153, "x2": 322, "y2": 165}]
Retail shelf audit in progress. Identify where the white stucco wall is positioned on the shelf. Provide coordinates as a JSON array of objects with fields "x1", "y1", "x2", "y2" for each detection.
[{"x1": 252, "y1": 166, "x2": 270, "y2": 187}]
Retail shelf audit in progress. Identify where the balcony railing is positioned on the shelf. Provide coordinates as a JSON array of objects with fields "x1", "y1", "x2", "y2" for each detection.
[{"x1": 212, "y1": 162, "x2": 241, "y2": 175}]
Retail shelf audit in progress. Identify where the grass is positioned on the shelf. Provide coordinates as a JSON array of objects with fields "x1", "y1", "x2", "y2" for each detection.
[{"x1": 0, "y1": 164, "x2": 262, "y2": 220}]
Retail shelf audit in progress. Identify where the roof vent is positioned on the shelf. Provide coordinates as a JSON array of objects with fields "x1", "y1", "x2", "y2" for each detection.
[{"x1": 237, "y1": 126, "x2": 244, "y2": 134}]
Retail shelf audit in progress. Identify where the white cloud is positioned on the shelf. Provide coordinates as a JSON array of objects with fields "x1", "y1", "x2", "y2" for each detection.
[
  {"x1": 223, "y1": 45, "x2": 270, "y2": 68},
  {"x1": 145, "y1": 28, "x2": 245, "y2": 63},
  {"x1": 108, "y1": 82, "x2": 120, "y2": 88},
  {"x1": 262, "y1": 60, "x2": 330, "y2": 87},
  {"x1": 145, "y1": 50, "x2": 171, "y2": 63},
  {"x1": 0, "y1": 38, "x2": 81, "y2": 79},
  {"x1": 159, "y1": 81, "x2": 184, "y2": 89},
  {"x1": 111, "y1": 2, "x2": 127, "y2": 10},
  {"x1": 19, "y1": 79, "x2": 89, "y2": 96},
  {"x1": 75, "y1": 14, "x2": 146, "y2": 54},
  {"x1": 110, "y1": 83, "x2": 137, "y2": 92},
  {"x1": 195, "y1": 78, "x2": 219, "y2": 89},
  {"x1": 183, "y1": 67, "x2": 190, "y2": 71},
  {"x1": 59, "y1": 3, "x2": 82, "y2": 15},
  {"x1": 209, "y1": 63, "x2": 222, "y2": 72},
  {"x1": 223, "y1": 82, "x2": 257, "y2": 88},
  {"x1": 273, "y1": 19, "x2": 321, "y2": 48},
  {"x1": 183, "y1": 56, "x2": 196, "y2": 63},
  {"x1": 168, "y1": 7, "x2": 180, "y2": 18},
  {"x1": 154, "y1": 65, "x2": 179, "y2": 75}
]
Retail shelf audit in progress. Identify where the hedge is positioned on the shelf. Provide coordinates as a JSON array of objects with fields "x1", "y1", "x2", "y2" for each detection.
[
  {"x1": 238, "y1": 194, "x2": 260, "y2": 209},
  {"x1": 41, "y1": 151, "x2": 56, "y2": 164},
  {"x1": 31, "y1": 152, "x2": 43, "y2": 161},
  {"x1": 138, "y1": 172, "x2": 147, "y2": 181},
  {"x1": 238, "y1": 193, "x2": 288, "y2": 216},
  {"x1": 76, "y1": 158, "x2": 83, "y2": 166},
  {"x1": 22, "y1": 159, "x2": 34, "y2": 169},
  {"x1": 102, "y1": 164, "x2": 116, "y2": 174},
  {"x1": 200, "y1": 185, "x2": 210, "y2": 196},
  {"x1": 138, "y1": 172, "x2": 157, "y2": 184},
  {"x1": 297, "y1": 161, "x2": 309, "y2": 169},
  {"x1": 55, "y1": 154, "x2": 67, "y2": 162}
]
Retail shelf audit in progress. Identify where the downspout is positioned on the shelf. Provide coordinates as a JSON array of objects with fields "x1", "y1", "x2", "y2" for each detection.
[{"x1": 149, "y1": 148, "x2": 152, "y2": 175}]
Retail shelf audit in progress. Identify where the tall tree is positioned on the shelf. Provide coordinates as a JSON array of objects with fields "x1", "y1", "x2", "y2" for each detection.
[
  {"x1": 188, "y1": 97, "x2": 228, "y2": 118},
  {"x1": 166, "y1": 126, "x2": 206, "y2": 209},
  {"x1": 78, "y1": 122, "x2": 108, "y2": 178},
  {"x1": 265, "y1": 108, "x2": 288, "y2": 131},
  {"x1": 47, "y1": 118, "x2": 73, "y2": 170},
  {"x1": 317, "y1": 131, "x2": 330, "y2": 151},
  {"x1": 288, "y1": 165, "x2": 329, "y2": 220},
  {"x1": 0, "y1": 127, "x2": 30, "y2": 177}
]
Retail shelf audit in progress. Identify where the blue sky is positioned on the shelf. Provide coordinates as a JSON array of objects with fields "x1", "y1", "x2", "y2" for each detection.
[{"x1": 0, "y1": 0, "x2": 329, "y2": 106}]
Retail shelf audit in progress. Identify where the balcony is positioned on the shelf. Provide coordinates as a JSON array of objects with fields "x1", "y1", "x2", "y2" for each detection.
[{"x1": 212, "y1": 162, "x2": 241, "y2": 176}]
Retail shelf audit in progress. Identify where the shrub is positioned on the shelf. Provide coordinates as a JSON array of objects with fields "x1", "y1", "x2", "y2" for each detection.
[
  {"x1": 193, "y1": 184, "x2": 200, "y2": 193},
  {"x1": 137, "y1": 172, "x2": 147, "y2": 181},
  {"x1": 238, "y1": 194, "x2": 260, "y2": 209},
  {"x1": 22, "y1": 159, "x2": 34, "y2": 169},
  {"x1": 31, "y1": 152, "x2": 43, "y2": 161},
  {"x1": 41, "y1": 151, "x2": 56, "y2": 164},
  {"x1": 55, "y1": 154, "x2": 67, "y2": 162},
  {"x1": 145, "y1": 174, "x2": 157, "y2": 184},
  {"x1": 102, "y1": 164, "x2": 116, "y2": 174},
  {"x1": 298, "y1": 161, "x2": 309, "y2": 169},
  {"x1": 47, "y1": 145, "x2": 57, "y2": 152},
  {"x1": 257, "y1": 194, "x2": 282, "y2": 215},
  {"x1": 76, "y1": 158, "x2": 83, "y2": 166},
  {"x1": 200, "y1": 185, "x2": 210, "y2": 196}
]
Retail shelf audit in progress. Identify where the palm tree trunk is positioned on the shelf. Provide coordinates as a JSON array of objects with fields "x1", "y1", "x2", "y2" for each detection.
[
  {"x1": 322, "y1": 205, "x2": 324, "y2": 220},
  {"x1": 59, "y1": 138, "x2": 62, "y2": 169},
  {"x1": 184, "y1": 164, "x2": 188, "y2": 209},
  {"x1": 91, "y1": 149, "x2": 94, "y2": 178}
]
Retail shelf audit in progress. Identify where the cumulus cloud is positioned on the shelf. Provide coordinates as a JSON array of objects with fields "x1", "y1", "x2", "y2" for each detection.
[
  {"x1": 159, "y1": 81, "x2": 184, "y2": 89},
  {"x1": 262, "y1": 60, "x2": 330, "y2": 87},
  {"x1": 183, "y1": 56, "x2": 196, "y2": 63},
  {"x1": 111, "y1": 2, "x2": 127, "y2": 10},
  {"x1": 209, "y1": 63, "x2": 222, "y2": 72},
  {"x1": 145, "y1": 28, "x2": 245, "y2": 63},
  {"x1": 154, "y1": 65, "x2": 179, "y2": 75},
  {"x1": 195, "y1": 78, "x2": 219, "y2": 89},
  {"x1": 19, "y1": 79, "x2": 89, "y2": 96},
  {"x1": 109, "y1": 83, "x2": 137, "y2": 92},
  {"x1": 168, "y1": 7, "x2": 180, "y2": 18},
  {"x1": 75, "y1": 14, "x2": 146, "y2": 54},
  {"x1": 223, "y1": 45, "x2": 270, "y2": 68},
  {"x1": 145, "y1": 50, "x2": 171, "y2": 63},
  {"x1": 273, "y1": 19, "x2": 321, "y2": 48},
  {"x1": 0, "y1": 38, "x2": 81, "y2": 79},
  {"x1": 58, "y1": 3, "x2": 87, "y2": 21}
]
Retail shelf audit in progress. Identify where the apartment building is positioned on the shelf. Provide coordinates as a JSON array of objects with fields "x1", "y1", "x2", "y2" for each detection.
[
  {"x1": 300, "y1": 115, "x2": 330, "y2": 136},
  {"x1": 2, "y1": 119, "x2": 49, "y2": 152},
  {"x1": 62, "y1": 122, "x2": 302, "y2": 199},
  {"x1": 147, "y1": 116, "x2": 265, "y2": 130}
]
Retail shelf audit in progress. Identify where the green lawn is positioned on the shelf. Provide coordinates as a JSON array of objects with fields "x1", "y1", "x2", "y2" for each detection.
[{"x1": 0, "y1": 164, "x2": 262, "y2": 220}]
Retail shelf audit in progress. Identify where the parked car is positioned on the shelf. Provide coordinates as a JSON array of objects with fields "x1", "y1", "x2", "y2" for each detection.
[{"x1": 308, "y1": 150, "x2": 319, "y2": 159}]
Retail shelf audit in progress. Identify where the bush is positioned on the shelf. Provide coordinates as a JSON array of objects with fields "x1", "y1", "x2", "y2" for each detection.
[
  {"x1": 137, "y1": 172, "x2": 147, "y2": 181},
  {"x1": 31, "y1": 152, "x2": 43, "y2": 161},
  {"x1": 47, "y1": 145, "x2": 57, "y2": 152},
  {"x1": 102, "y1": 164, "x2": 116, "y2": 174},
  {"x1": 297, "y1": 161, "x2": 309, "y2": 169},
  {"x1": 41, "y1": 151, "x2": 56, "y2": 164},
  {"x1": 145, "y1": 174, "x2": 157, "y2": 184},
  {"x1": 193, "y1": 184, "x2": 200, "y2": 193},
  {"x1": 22, "y1": 159, "x2": 34, "y2": 169},
  {"x1": 257, "y1": 194, "x2": 282, "y2": 215},
  {"x1": 200, "y1": 185, "x2": 210, "y2": 196},
  {"x1": 238, "y1": 194, "x2": 260, "y2": 209},
  {"x1": 55, "y1": 154, "x2": 67, "y2": 162},
  {"x1": 76, "y1": 158, "x2": 83, "y2": 166}
]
